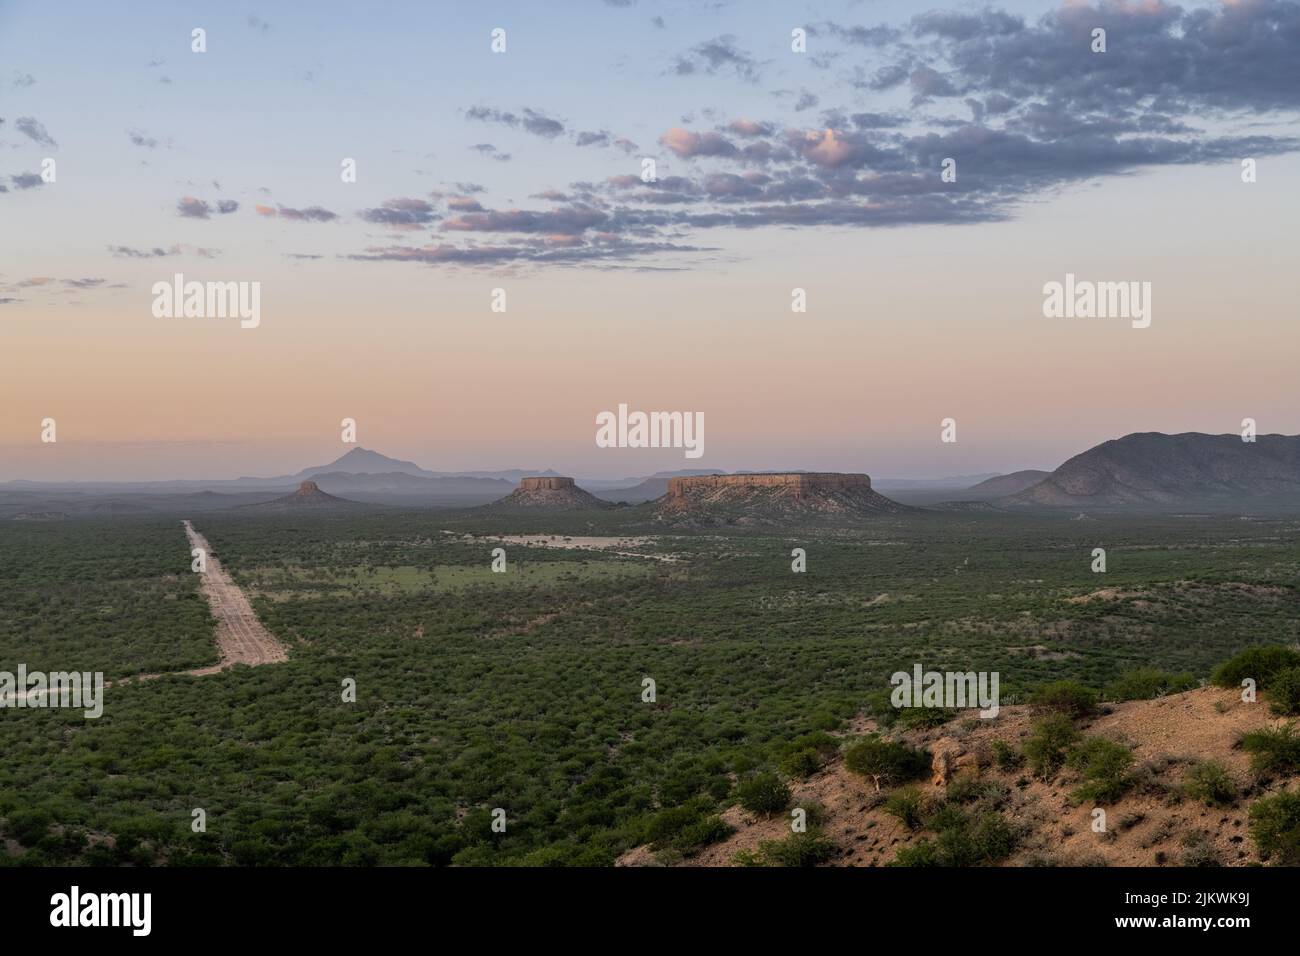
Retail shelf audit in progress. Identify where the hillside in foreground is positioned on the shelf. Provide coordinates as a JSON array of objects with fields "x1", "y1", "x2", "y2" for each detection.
[{"x1": 620, "y1": 678, "x2": 1300, "y2": 868}]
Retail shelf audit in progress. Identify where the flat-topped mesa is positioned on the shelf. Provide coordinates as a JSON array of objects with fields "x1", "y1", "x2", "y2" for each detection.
[
  {"x1": 490, "y1": 476, "x2": 614, "y2": 510},
  {"x1": 667, "y1": 473, "x2": 872, "y2": 499},
  {"x1": 519, "y1": 476, "x2": 577, "y2": 492}
]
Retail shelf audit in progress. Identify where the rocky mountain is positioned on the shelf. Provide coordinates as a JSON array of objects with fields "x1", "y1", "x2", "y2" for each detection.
[
  {"x1": 1002, "y1": 433, "x2": 1300, "y2": 510},
  {"x1": 654, "y1": 473, "x2": 909, "y2": 525},
  {"x1": 959, "y1": 470, "x2": 1052, "y2": 499},
  {"x1": 252, "y1": 480, "x2": 357, "y2": 509},
  {"x1": 488, "y1": 477, "x2": 615, "y2": 511},
  {"x1": 296, "y1": 447, "x2": 433, "y2": 479}
]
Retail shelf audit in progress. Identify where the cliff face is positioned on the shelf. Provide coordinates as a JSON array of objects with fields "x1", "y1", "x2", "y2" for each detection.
[
  {"x1": 491, "y1": 476, "x2": 613, "y2": 510},
  {"x1": 657, "y1": 472, "x2": 906, "y2": 524},
  {"x1": 518, "y1": 477, "x2": 578, "y2": 492},
  {"x1": 667, "y1": 473, "x2": 872, "y2": 498}
]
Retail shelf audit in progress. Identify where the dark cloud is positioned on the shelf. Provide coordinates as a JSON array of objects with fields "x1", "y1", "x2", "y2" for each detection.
[
  {"x1": 15, "y1": 116, "x2": 56, "y2": 147},
  {"x1": 359, "y1": 197, "x2": 439, "y2": 226},
  {"x1": 466, "y1": 106, "x2": 566, "y2": 138},
  {"x1": 471, "y1": 143, "x2": 512, "y2": 162},
  {"x1": 256, "y1": 204, "x2": 338, "y2": 222},
  {"x1": 10, "y1": 173, "x2": 43, "y2": 190},
  {"x1": 177, "y1": 197, "x2": 236, "y2": 218},
  {"x1": 674, "y1": 36, "x2": 763, "y2": 83},
  {"x1": 127, "y1": 128, "x2": 160, "y2": 148},
  {"x1": 337, "y1": 1, "x2": 1300, "y2": 273}
]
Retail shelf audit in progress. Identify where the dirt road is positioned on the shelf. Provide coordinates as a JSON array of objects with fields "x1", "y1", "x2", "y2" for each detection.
[
  {"x1": 7, "y1": 522, "x2": 287, "y2": 704},
  {"x1": 182, "y1": 520, "x2": 287, "y2": 671}
]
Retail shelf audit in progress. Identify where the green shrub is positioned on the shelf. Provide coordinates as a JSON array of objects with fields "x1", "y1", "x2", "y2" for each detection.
[
  {"x1": 1180, "y1": 832, "x2": 1220, "y2": 868},
  {"x1": 1103, "y1": 668, "x2": 1198, "y2": 702},
  {"x1": 1023, "y1": 714, "x2": 1081, "y2": 780},
  {"x1": 1249, "y1": 788, "x2": 1300, "y2": 865},
  {"x1": 991, "y1": 739, "x2": 1023, "y2": 771},
  {"x1": 645, "y1": 798, "x2": 733, "y2": 854},
  {"x1": 757, "y1": 828, "x2": 835, "y2": 867},
  {"x1": 777, "y1": 731, "x2": 839, "y2": 779},
  {"x1": 843, "y1": 735, "x2": 931, "y2": 787},
  {"x1": 1241, "y1": 723, "x2": 1300, "y2": 778},
  {"x1": 891, "y1": 839, "x2": 940, "y2": 867},
  {"x1": 1267, "y1": 666, "x2": 1300, "y2": 716},
  {"x1": 735, "y1": 773, "x2": 791, "y2": 816},
  {"x1": 1183, "y1": 761, "x2": 1237, "y2": 807},
  {"x1": 884, "y1": 786, "x2": 930, "y2": 831},
  {"x1": 889, "y1": 808, "x2": 1015, "y2": 867},
  {"x1": 1029, "y1": 680, "x2": 1098, "y2": 718},
  {"x1": 1212, "y1": 646, "x2": 1300, "y2": 690},
  {"x1": 894, "y1": 706, "x2": 957, "y2": 729},
  {"x1": 1066, "y1": 737, "x2": 1134, "y2": 804}
]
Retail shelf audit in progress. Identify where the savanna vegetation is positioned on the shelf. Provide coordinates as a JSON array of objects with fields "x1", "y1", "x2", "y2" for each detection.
[{"x1": 1, "y1": 507, "x2": 1298, "y2": 865}]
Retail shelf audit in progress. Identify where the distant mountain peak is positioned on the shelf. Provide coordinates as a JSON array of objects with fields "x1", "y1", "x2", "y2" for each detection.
[{"x1": 298, "y1": 447, "x2": 432, "y2": 479}]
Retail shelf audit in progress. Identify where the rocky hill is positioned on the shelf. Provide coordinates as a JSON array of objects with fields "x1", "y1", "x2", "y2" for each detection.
[
  {"x1": 489, "y1": 476, "x2": 614, "y2": 511},
  {"x1": 654, "y1": 473, "x2": 909, "y2": 525},
  {"x1": 1003, "y1": 432, "x2": 1300, "y2": 511},
  {"x1": 619, "y1": 684, "x2": 1300, "y2": 868},
  {"x1": 251, "y1": 480, "x2": 358, "y2": 510}
]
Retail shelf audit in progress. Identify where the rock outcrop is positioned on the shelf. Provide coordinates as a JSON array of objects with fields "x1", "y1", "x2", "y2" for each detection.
[
  {"x1": 251, "y1": 480, "x2": 357, "y2": 509},
  {"x1": 656, "y1": 472, "x2": 908, "y2": 524},
  {"x1": 489, "y1": 477, "x2": 614, "y2": 510}
]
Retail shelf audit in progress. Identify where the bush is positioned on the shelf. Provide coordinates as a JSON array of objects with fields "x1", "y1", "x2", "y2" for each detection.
[
  {"x1": 1180, "y1": 832, "x2": 1220, "y2": 868},
  {"x1": 884, "y1": 786, "x2": 930, "y2": 831},
  {"x1": 1023, "y1": 714, "x2": 1081, "y2": 780},
  {"x1": 1103, "y1": 668, "x2": 1198, "y2": 702},
  {"x1": 1241, "y1": 723, "x2": 1300, "y2": 778},
  {"x1": 777, "y1": 731, "x2": 839, "y2": 779},
  {"x1": 843, "y1": 735, "x2": 931, "y2": 788},
  {"x1": 1183, "y1": 761, "x2": 1237, "y2": 807},
  {"x1": 1267, "y1": 666, "x2": 1300, "y2": 716},
  {"x1": 1212, "y1": 646, "x2": 1300, "y2": 690},
  {"x1": 735, "y1": 773, "x2": 791, "y2": 816},
  {"x1": 889, "y1": 808, "x2": 1016, "y2": 867},
  {"x1": 1029, "y1": 680, "x2": 1098, "y2": 718},
  {"x1": 1066, "y1": 737, "x2": 1134, "y2": 804},
  {"x1": 991, "y1": 739, "x2": 1023, "y2": 771},
  {"x1": 1249, "y1": 788, "x2": 1300, "y2": 865},
  {"x1": 645, "y1": 798, "x2": 734, "y2": 854},
  {"x1": 757, "y1": 828, "x2": 835, "y2": 867}
]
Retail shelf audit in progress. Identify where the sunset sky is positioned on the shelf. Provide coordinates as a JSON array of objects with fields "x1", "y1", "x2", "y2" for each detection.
[{"x1": 2, "y1": 0, "x2": 1298, "y2": 481}]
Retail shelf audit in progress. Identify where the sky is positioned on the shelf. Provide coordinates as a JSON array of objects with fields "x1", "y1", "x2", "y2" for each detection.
[{"x1": 2, "y1": 0, "x2": 1298, "y2": 481}]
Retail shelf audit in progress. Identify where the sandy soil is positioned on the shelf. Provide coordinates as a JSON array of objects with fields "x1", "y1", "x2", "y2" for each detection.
[
  {"x1": 177, "y1": 520, "x2": 288, "y2": 671},
  {"x1": 619, "y1": 686, "x2": 1296, "y2": 868}
]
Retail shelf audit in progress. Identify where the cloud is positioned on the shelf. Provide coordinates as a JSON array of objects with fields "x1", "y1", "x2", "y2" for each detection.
[
  {"x1": 15, "y1": 116, "x2": 56, "y2": 147},
  {"x1": 471, "y1": 143, "x2": 512, "y2": 162},
  {"x1": 466, "y1": 106, "x2": 566, "y2": 138},
  {"x1": 177, "y1": 197, "x2": 238, "y2": 219},
  {"x1": 333, "y1": 1, "x2": 1300, "y2": 273},
  {"x1": 256, "y1": 204, "x2": 339, "y2": 222},
  {"x1": 248, "y1": 15, "x2": 271, "y2": 33},
  {"x1": 127, "y1": 128, "x2": 160, "y2": 148},
  {"x1": 359, "y1": 197, "x2": 439, "y2": 226},
  {"x1": 673, "y1": 35, "x2": 763, "y2": 83},
  {"x1": 10, "y1": 173, "x2": 44, "y2": 190},
  {"x1": 11, "y1": 71, "x2": 36, "y2": 88},
  {"x1": 660, "y1": 127, "x2": 738, "y2": 158}
]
